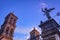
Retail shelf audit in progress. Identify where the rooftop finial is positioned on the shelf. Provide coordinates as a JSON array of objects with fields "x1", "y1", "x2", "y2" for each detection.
[{"x1": 40, "y1": 21, "x2": 43, "y2": 24}]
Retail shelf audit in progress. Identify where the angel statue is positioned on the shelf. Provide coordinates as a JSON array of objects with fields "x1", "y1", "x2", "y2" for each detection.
[{"x1": 42, "y1": 8, "x2": 55, "y2": 19}]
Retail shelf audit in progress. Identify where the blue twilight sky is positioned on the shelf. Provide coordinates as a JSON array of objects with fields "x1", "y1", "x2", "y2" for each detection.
[{"x1": 0, "y1": 0, "x2": 60, "y2": 40}]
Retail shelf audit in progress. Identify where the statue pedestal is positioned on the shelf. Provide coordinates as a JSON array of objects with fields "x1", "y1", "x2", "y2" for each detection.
[{"x1": 39, "y1": 19, "x2": 60, "y2": 40}]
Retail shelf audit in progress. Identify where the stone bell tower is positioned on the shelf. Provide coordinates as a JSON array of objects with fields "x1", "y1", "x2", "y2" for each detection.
[
  {"x1": 0, "y1": 12, "x2": 18, "y2": 40},
  {"x1": 30, "y1": 28, "x2": 40, "y2": 40}
]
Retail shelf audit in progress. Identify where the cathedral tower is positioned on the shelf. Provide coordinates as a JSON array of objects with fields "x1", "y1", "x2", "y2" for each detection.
[
  {"x1": 30, "y1": 28, "x2": 40, "y2": 40},
  {"x1": 0, "y1": 12, "x2": 18, "y2": 40}
]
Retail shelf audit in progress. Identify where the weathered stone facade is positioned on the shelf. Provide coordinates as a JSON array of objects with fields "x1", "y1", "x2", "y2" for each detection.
[
  {"x1": 0, "y1": 12, "x2": 18, "y2": 40},
  {"x1": 29, "y1": 28, "x2": 40, "y2": 40},
  {"x1": 39, "y1": 19, "x2": 60, "y2": 40}
]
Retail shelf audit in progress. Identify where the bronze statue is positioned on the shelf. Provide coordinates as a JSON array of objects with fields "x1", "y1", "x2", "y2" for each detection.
[{"x1": 42, "y1": 8, "x2": 55, "y2": 19}]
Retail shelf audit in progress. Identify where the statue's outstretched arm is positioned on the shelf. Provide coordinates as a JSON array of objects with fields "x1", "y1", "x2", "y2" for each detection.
[{"x1": 48, "y1": 8, "x2": 55, "y2": 12}]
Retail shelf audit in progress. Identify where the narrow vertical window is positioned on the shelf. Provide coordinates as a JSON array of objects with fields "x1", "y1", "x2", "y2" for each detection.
[
  {"x1": 10, "y1": 29, "x2": 13, "y2": 36},
  {"x1": 9, "y1": 17, "x2": 13, "y2": 24},
  {"x1": 6, "y1": 27, "x2": 9, "y2": 34}
]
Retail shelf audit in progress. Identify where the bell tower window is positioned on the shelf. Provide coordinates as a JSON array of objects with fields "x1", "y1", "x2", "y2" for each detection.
[
  {"x1": 9, "y1": 17, "x2": 14, "y2": 25},
  {"x1": 6, "y1": 27, "x2": 9, "y2": 34},
  {"x1": 10, "y1": 29, "x2": 13, "y2": 36}
]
